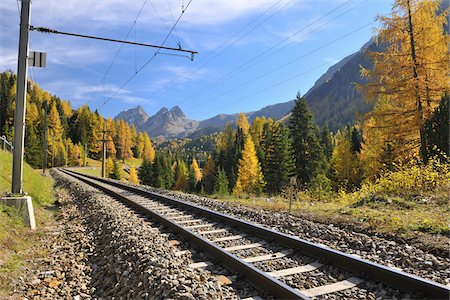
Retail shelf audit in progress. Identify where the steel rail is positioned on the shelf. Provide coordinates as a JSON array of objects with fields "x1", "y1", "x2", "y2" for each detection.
[
  {"x1": 60, "y1": 168, "x2": 310, "y2": 300},
  {"x1": 60, "y1": 168, "x2": 450, "y2": 299}
]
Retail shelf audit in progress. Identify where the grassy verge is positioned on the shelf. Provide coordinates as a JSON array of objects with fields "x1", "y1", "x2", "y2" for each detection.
[
  {"x1": 209, "y1": 161, "x2": 450, "y2": 240},
  {"x1": 0, "y1": 150, "x2": 56, "y2": 296}
]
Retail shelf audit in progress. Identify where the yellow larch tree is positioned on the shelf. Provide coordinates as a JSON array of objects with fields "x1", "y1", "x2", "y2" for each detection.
[
  {"x1": 128, "y1": 167, "x2": 140, "y2": 184},
  {"x1": 105, "y1": 118, "x2": 117, "y2": 158},
  {"x1": 191, "y1": 158, "x2": 202, "y2": 183},
  {"x1": 249, "y1": 116, "x2": 266, "y2": 147},
  {"x1": 236, "y1": 112, "x2": 250, "y2": 135},
  {"x1": 142, "y1": 132, "x2": 155, "y2": 163},
  {"x1": 233, "y1": 135, "x2": 265, "y2": 195},
  {"x1": 136, "y1": 132, "x2": 145, "y2": 158},
  {"x1": 359, "y1": 0, "x2": 449, "y2": 160}
]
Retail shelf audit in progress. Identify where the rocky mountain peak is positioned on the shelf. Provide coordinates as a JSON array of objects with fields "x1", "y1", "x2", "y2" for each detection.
[{"x1": 170, "y1": 106, "x2": 185, "y2": 118}]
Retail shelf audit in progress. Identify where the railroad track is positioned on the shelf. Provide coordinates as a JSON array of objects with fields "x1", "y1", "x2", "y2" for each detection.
[{"x1": 60, "y1": 168, "x2": 449, "y2": 299}]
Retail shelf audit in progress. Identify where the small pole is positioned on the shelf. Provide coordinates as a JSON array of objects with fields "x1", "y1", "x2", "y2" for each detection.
[
  {"x1": 101, "y1": 122, "x2": 106, "y2": 177},
  {"x1": 84, "y1": 142, "x2": 87, "y2": 167},
  {"x1": 65, "y1": 138, "x2": 69, "y2": 167},
  {"x1": 42, "y1": 101, "x2": 48, "y2": 173},
  {"x1": 51, "y1": 135, "x2": 55, "y2": 168},
  {"x1": 11, "y1": 0, "x2": 31, "y2": 194}
]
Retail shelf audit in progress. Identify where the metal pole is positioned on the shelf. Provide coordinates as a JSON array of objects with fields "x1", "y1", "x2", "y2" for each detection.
[
  {"x1": 51, "y1": 135, "x2": 55, "y2": 168},
  {"x1": 84, "y1": 142, "x2": 87, "y2": 167},
  {"x1": 42, "y1": 101, "x2": 48, "y2": 173},
  {"x1": 102, "y1": 123, "x2": 106, "y2": 178},
  {"x1": 65, "y1": 139, "x2": 68, "y2": 167},
  {"x1": 12, "y1": 0, "x2": 31, "y2": 194}
]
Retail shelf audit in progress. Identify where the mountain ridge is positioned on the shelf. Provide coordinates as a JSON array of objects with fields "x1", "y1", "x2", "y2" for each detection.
[{"x1": 115, "y1": 37, "x2": 382, "y2": 138}]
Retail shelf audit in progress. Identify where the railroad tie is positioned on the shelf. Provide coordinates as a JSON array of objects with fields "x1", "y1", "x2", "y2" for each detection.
[
  {"x1": 224, "y1": 242, "x2": 266, "y2": 252},
  {"x1": 189, "y1": 261, "x2": 212, "y2": 269},
  {"x1": 198, "y1": 228, "x2": 227, "y2": 235},
  {"x1": 243, "y1": 250, "x2": 294, "y2": 263},
  {"x1": 212, "y1": 234, "x2": 246, "y2": 242},
  {"x1": 185, "y1": 223, "x2": 217, "y2": 229},
  {"x1": 170, "y1": 215, "x2": 192, "y2": 220},
  {"x1": 177, "y1": 219, "x2": 203, "y2": 224},
  {"x1": 299, "y1": 277, "x2": 363, "y2": 297},
  {"x1": 267, "y1": 261, "x2": 323, "y2": 278}
]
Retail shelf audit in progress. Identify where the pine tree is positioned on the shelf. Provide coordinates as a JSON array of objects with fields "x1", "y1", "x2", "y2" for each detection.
[
  {"x1": 424, "y1": 94, "x2": 449, "y2": 162},
  {"x1": 233, "y1": 135, "x2": 265, "y2": 195},
  {"x1": 359, "y1": 0, "x2": 449, "y2": 160},
  {"x1": 138, "y1": 157, "x2": 153, "y2": 186},
  {"x1": 289, "y1": 93, "x2": 326, "y2": 186},
  {"x1": 109, "y1": 160, "x2": 122, "y2": 180},
  {"x1": 128, "y1": 166, "x2": 139, "y2": 184},
  {"x1": 320, "y1": 124, "x2": 334, "y2": 161},
  {"x1": 174, "y1": 160, "x2": 188, "y2": 191},
  {"x1": 263, "y1": 122, "x2": 295, "y2": 195},
  {"x1": 214, "y1": 167, "x2": 229, "y2": 195}
]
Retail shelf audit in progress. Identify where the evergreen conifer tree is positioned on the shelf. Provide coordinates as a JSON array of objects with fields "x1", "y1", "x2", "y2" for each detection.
[
  {"x1": 214, "y1": 167, "x2": 229, "y2": 195},
  {"x1": 263, "y1": 122, "x2": 295, "y2": 195},
  {"x1": 289, "y1": 93, "x2": 326, "y2": 186},
  {"x1": 424, "y1": 94, "x2": 449, "y2": 162},
  {"x1": 109, "y1": 160, "x2": 122, "y2": 180},
  {"x1": 138, "y1": 157, "x2": 153, "y2": 185}
]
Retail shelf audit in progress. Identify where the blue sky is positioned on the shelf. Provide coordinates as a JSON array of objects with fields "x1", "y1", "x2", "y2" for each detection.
[{"x1": 1, "y1": 0, "x2": 392, "y2": 120}]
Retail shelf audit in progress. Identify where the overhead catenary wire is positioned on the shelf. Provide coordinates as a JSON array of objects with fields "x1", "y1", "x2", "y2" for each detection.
[
  {"x1": 175, "y1": 0, "x2": 365, "y2": 108},
  {"x1": 15, "y1": 0, "x2": 20, "y2": 21},
  {"x1": 85, "y1": 0, "x2": 149, "y2": 106},
  {"x1": 97, "y1": 0, "x2": 194, "y2": 111},
  {"x1": 195, "y1": 49, "x2": 360, "y2": 120},
  {"x1": 150, "y1": 0, "x2": 290, "y2": 99},
  {"x1": 184, "y1": 20, "x2": 375, "y2": 114}
]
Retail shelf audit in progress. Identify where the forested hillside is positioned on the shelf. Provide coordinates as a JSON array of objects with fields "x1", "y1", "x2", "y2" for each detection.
[
  {"x1": 137, "y1": 0, "x2": 449, "y2": 218},
  {"x1": 0, "y1": 71, "x2": 155, "y2": 170}
]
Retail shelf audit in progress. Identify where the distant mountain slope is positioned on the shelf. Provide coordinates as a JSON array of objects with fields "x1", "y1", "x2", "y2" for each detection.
[
  {"x1": 114, "y1": 105, "x2": 149, "y2": 128},
  {"x1": 139, "y1": 106, "x2": 199, "y2": 139},
  {"x1": 303, "y1": 39, "x2": 381, "y2": 131},
  {"x1": 115, "y1": 39, "x2": 385, "y2": 137},
  {"x1": 198, "y1": 113, "x2": 240, "y2": 130}
]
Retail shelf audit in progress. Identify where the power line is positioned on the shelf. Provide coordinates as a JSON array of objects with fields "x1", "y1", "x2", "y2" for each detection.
[
  {"x1": 148, "y1": 0, "x2": 181, "y2": 46},
  {"x1": 85, "y1": 0, "x2": 149, "y2": 106},
  {"x1": 185, "y1": 21, "x2": 375, "y2": 113},
  {"x1": 176, "y1": 0, "x2": 364, "y2": 107},
  {"x1": 97, "y1": 0, "x2": 194, "y2": 111},
  {"x1": 150, "y1": 0, "x2": 289, "y2": 99},
  {"x1": 195, "y1": 49, "x2": 359, "y2": 119},
  {"x1": 15, "y1": 0, "x2": 20, "y2": 21}
]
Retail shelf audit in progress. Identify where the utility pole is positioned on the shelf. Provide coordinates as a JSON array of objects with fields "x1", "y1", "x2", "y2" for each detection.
[
  {"x1": 42, "y1": 100, "x2": 48, "y2": 174},
  {"x1": 11, "y1": 0, "x2": 31, "y2": 194},
  {"x1": 65, "y1": 138, "x2": 69, "y2": 167},
  {"x1": 84, "y1": 142, "x2": 87, "y2": 167},
  {"x1": 102, "y1": 123, "x2": 107, "y2": 177},
  {"x1": 51, "y1": 135, "x2": 55, "y2": 168}
]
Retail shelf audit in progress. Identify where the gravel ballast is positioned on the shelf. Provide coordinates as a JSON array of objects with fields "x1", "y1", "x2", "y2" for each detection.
[
  {"x1": 136, "y1": 185, "x2": 450, "y2": 287},
  {"x1": 14, "y1": 170, "x2": 242, "y2": 299}
]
